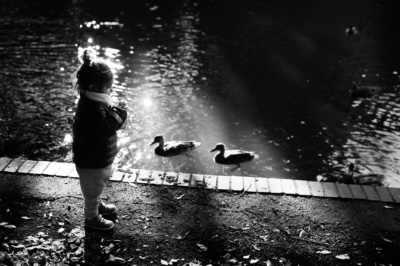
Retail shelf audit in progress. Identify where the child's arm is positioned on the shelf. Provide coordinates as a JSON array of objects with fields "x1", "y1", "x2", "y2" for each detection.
[{"x1": 99, "y1": 105, "x2": 128, "y2": 132}]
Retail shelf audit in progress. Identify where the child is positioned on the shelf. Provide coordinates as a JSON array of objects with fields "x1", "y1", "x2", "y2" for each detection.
[{"x1": 73, "y1": 50, "x2": 127, "y2": 230}]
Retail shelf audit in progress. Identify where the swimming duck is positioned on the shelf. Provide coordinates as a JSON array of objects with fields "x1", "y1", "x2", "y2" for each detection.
[
  {"x1": 349, "y1": 83, "x2": 382, "y2": 99},
  {"x1": 210, "y1": 143, "x2": 258, "y2": 170},
  {"x1": 149, "y1": 135, "x2": 201, "y2": 157},
  {"x1": 345, "y1": 163, "x2": 385, "y2": 186}
]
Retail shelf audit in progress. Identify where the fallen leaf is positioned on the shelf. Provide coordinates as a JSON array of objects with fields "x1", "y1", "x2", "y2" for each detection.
[
  {"x1": 223, "y1": 253, "x2": 231, "y2": 260},
  {"x1": 299, "y1": 230, "x2": 307, "y2": 238},
  {"x1": 242, "y1": 224, "x2": 251, "y2": 230},
  {"x1": 250, "y1": 259, "x2": 259, "y2": 264},
  {"x1": 176, "y1": 230, "x2": 190, "y2": 240},
  {"x1": 0, "y1": 222, "x2": 8, "y2": 226},
  {"x1": 280, "y1": 258, "x2": 292, "y2": 266},
  {"x1": 21, "y1": 216, "x2": 32, "y2": 220},
  {"x1": 105, "y1": 255, "x2": 125, "y2": 265},
  {"x1": 161, "y1": 260, "x2": 168, "y2": 265},
  {"x1": 316, "y1": 250, "x2": 332, "y2": 255},
  {"x1": 3, "y1": 224, "x2": 17, "y2": 229},
  {"x1": 382, "y1": 237, "x2": 392, "y2": 243},
  {"x1": 336, "y1": 254, "x2": 350, "y2": 260},
  {"x1": 197, "y1": 243, "x2": 207, "y2": 252},
  {"x1": 169, "y1": 259, "x2": 179, "y2": 264},
  {"x1": 129, "y1": 182, "x2": 137, "y2": 187},
  {"x1": 384, "y1": 206, "x2": 394, "y2": 209},
  {"x1": 1, "y1": 243, "x2": 10, "y2": 251},
  {"x1": 243, "y1": 255, "x2": 250, "y2": 259},
  {"x1": 176, "y1": 194, "x2": 185, "y2": 200},
  {"x1": 58, "y1": 228, "x2": 65, "y2": 234}
]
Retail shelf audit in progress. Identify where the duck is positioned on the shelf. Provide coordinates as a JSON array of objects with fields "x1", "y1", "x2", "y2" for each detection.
[
  {"x1": 349, "y1": 83, "x2": 382, "y2": 99},
  {"x1": 342, "y1": 163, "x2": 385, "y2": 185},
  {"x1": 209, "y1": 143, "x2": 258, "y2": 171},
  {"x1": 149, "y1": 135, "x2": 201, "y2": 157}
]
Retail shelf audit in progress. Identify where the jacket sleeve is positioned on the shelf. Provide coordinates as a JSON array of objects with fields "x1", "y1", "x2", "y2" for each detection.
[{"x1": 99, "y1": 105, "x2": 128, "y2": 132}]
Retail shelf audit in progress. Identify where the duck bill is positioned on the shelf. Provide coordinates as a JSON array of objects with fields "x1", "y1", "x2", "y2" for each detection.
[
  {"x1": 149, "y1": 141, "x2": 156, "y2": 146},
  {"x1": 209, "y1": 148, "x2": 217, "y2": 152}
]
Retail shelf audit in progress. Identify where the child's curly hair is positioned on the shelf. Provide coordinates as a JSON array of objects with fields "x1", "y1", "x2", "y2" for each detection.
[{"x1": 76, "y1": 50, "x2": 114, "y2": 94}]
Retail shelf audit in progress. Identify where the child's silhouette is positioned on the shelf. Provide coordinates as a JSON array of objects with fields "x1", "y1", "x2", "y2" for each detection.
[{"x1": 73, "y1": 50, "x2": 127, "y2": 230}]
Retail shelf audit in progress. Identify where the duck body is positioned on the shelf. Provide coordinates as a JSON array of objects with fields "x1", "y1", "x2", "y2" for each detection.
[
  {"x1": 150, "y1": 135, "x2": 201, "y2": 157},
  {"x1": 349, "y1": 83, "x2": 382, "y2": 98},
  {"x1": 344, "y1": 163, "x2": 385, "y2": 185},
  {"x1": 353, "y1": 174, "x2": 385, "y2": 186},
  {"x1": 210, "y1": 143, "x2": 258, "y2": 169}
]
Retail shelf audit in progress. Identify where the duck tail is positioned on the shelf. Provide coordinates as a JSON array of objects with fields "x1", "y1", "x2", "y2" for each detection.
[
  {"x1": 252, "y1": 153, "x2": 259, "y2": 159},
  {"x1": 193, "y1": 141, "x2": 201, "y2": 147}
]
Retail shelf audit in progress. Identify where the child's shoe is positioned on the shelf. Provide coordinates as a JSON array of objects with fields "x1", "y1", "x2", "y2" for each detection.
[
  {"x1": 85, "y1": 214, "x2": 114, "y2": 230},
  {"x1": 98, "y1": 202, "x2": 117, "y2": 216}
]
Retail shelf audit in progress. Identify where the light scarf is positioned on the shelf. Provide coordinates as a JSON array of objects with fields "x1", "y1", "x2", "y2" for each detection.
[{"x1": 84, "y1": 91, "x2": 114, "y2": 107}]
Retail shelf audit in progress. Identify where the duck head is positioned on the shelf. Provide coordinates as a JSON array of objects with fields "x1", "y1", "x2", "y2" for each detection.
[
  {"x1": 210, "y1": 143, "x2": 226, "y2": 153},
  {"x1": 150, "y1": 135, "x2": 164, "y2": 146}
]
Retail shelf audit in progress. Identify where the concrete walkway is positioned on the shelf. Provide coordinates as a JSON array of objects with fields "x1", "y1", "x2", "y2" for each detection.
[{"x1": 1, "y1": 157, "x2": 399, "y2": 204}]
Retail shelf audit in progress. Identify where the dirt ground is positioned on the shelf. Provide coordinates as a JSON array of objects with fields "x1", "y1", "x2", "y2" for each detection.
[{"x1": 0, "y1": 173, "x2": 399, "y2": 266}]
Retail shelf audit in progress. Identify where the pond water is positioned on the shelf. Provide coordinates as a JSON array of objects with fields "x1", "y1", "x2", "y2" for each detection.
[{"x1": 1, "y1": 0, "x2": 400, "y2": 187}]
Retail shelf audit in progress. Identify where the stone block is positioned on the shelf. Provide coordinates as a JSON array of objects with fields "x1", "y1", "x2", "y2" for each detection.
[
  {"x1": 55, "y1": 163, "x2": 75, "y2": 177},
  {"x1": 322, "y1": 182, "x2": 339, "y2": 198},
  {"x1": 190, "y1": 174, "x2": 205, "y2": 188},
  {"x1": 0, "y1": 157, "x2": 12, "y2": 171},
  {"x1": 163, "y1": 172, "x2": 178, "y2": 186},
  {"x1": 204, "y1": 175, "x2": 217, "y2": 189},
  {"x1": 362, "y1": 186, "x2": 380, "y2": 201},
  {"x1": 388, "y1": 188, "x2": 400, "y2": 203},
  {"x1": 136, "y1": 170, "x2": 152, "y2": 184},
  {"x1": 29, "y1": 161, "x2": 50, "y2": 175},
  {"x1": 349, "y1": 184, "x2": 367, "y2": 200},
  {"x1": 336, "y1": 183, "x2": 353, "y2": 199},
  {"x1": 231, "y1": 176, "x2": 244, "y2": 191},
  {"x1": 17, "y1": 160, "x2": 37, "y2": 174},
  {"x1": 376, "y1": 186, "x2": 394, "y2": 203},
  {"x1": 176, "y1": 173, "x2": 190, "y2": 187},
  {"x1": 255, "y1": 177, "x2": 269, "y2": 193},
  {"x1": 218, "y1": 175, "x2": 230, "y2": 190},
  {"x1": 42, "y1": 162, "x2": 63, "y2": 176},
  {"x1": 295, "y1": 180, "x2": 311, "y2": 196},
  {"x1": 3, "y1": 159, "x2": 25, "y2": 173},
  {"x1": 243, "y1": 176, "x2": 256, "y2": 193},
  {"x1": 281, "y1": 179, "x2": 296, "y2": 195},
  {"x1": 309, "y1": 182, "x2": 324, "y2": 197}
]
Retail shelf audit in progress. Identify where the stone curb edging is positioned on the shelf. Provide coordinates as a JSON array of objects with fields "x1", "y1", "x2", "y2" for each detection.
[{"x1": 1, "y1": 157, "x2": 399, "y2": 204}]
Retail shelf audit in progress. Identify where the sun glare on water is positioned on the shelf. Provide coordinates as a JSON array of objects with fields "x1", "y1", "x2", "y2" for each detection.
[{"x1": 142, "y1": 97, "x2": 153, "y2": 109}]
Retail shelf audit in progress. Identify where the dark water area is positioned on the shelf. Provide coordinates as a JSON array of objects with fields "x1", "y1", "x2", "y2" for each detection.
[{"x1": 1, "y1": 0, "x2": 400, "y2": 187}]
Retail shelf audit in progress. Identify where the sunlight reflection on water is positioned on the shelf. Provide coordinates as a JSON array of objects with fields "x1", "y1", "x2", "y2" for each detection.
[
  {"x1": 1, "y1": 0, "x2": 400, "y2": 187},
  {"x1": 72, "y1": 1, "x2": 400, "y2": 186}
]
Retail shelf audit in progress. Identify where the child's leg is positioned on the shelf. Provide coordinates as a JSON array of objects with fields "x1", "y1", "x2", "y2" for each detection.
[{"x1": 76, "y1": 165, "x2": 112, "y2": 219}]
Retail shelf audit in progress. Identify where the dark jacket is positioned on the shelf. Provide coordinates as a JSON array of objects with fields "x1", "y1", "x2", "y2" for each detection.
[{"x1": 72, "y1": 96, "x2": 127, "y2": 169}]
